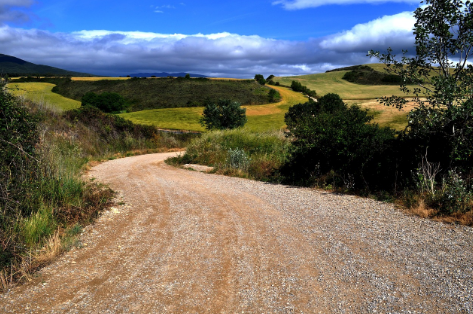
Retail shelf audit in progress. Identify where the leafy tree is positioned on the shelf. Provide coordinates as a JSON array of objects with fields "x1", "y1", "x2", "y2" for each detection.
[
  {"x1": 81, "y1": 92, "x2": 128, "y2": 113},
  {"x1": 200, "y1": 99, "x2": 247, "y2": 130},
  {"x1": 254, "y1": 74, "x2": 266, "y2": 85},
  {"x1": 368, "y1": 0, "x2": 473, "y2": 173},
  {"x1": 185, "y1": 73, "x2": 191, "y2": 79},
  {"x1": 266, "y1": 74, "x2": 275, "y2": 81}
]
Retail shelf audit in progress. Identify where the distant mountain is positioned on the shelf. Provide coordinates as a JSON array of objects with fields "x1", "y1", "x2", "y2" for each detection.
[
  {"x1": 0, "y1": 54, "x2": 93, "y2": 77},
  {"x1": 127, "y1": 72, "x2": 208, "y2": 78}
]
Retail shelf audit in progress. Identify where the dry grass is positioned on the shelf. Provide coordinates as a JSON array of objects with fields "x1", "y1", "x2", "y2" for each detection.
[
  {"x1": 407, "y1": 199, "x2": 439, "y2": 218},
  {"x1": 401, "y1": 198, "x2": 473, "y2": 226},
  {"x1": 346, "y1": 99, "x2": 419, "y2": 130}
]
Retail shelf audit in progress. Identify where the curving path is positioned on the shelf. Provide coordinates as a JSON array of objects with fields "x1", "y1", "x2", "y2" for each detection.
[{"x1": 1, "y1": 152, "x2": 472, "y2": 313}]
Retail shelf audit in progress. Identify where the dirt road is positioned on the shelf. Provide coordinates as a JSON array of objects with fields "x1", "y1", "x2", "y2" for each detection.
[{"x1": 1, "y1": 152, "x2": 472, "y2": 313}]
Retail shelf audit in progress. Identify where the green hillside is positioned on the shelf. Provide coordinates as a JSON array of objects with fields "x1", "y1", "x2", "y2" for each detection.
[
  {"x1": 274, "y1": 63, "x2": 415, "y2": 100},
  {"x1": 50, "y1": 77, "x2": 273, "y2": 111},
  {"x1": 0, "y1": 54, "x2": 92, "y2": 77}
]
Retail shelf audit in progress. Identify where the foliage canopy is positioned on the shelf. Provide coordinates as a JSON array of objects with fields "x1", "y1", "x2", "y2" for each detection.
[
  {"x1": 200, "y1": 99, "x2": 247, "y2": 130},
  {"x1": 368, "y1": 0, "x2": 473, "y2": 172},
  {"x1": 81, "y1": 92, "x2": 128, "y2": 113}
]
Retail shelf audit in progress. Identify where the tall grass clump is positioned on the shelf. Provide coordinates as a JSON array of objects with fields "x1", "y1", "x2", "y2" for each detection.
[{"x1": 169, "y1": 128, "x2": 291, "y2": 181}]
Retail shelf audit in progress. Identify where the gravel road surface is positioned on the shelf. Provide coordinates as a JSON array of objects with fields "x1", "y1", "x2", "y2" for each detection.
[{"x1": 1, "y1": 152, "x2": 472, "y2": 313}]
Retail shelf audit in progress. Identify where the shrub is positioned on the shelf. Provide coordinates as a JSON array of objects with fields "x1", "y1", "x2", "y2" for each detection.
[
  {"x1": 282, "y1": 93, "x2": 397, "y2": 190},
  {"x1": 254, "y1": 74, "x2": 266, "y2": 85},
  {"x1": 226, "y1": 148, "x2": 251, "y2": 171},
  {"x1": 268, "y1": 89, "x2": 281, "y2": 103},
  {"x1": 438, "y1": 170, "x2": 472, "y2": 214},
  {"x1": 170, "y1": 128, "x2": 291, "y2": 181},
  {"x1": 200, "y1": 99, "x2": 247, "y2": 130},
  {"x1": 81, "y1": 92, "x2": 128, "y2": 113}
]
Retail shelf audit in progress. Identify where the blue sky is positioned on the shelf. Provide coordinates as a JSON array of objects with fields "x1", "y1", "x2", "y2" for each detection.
[{"x1": 0, "y1": 0, "x2": 420, "y2": 77}]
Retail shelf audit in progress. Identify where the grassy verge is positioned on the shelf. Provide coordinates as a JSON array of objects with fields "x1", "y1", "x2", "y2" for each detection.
[
  {"x1": 167, "y1": 128, "x2": 291, "y2": 181},
  {"x1": 0, "y1": 91, "x2": 195, "y2": 292}
]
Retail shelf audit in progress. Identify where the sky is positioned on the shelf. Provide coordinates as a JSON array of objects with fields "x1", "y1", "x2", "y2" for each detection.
[{"x1": 0, "y1": 0, "x2": 420, "y2": 77}]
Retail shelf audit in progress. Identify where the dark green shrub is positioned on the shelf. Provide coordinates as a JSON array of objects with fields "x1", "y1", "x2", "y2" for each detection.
[
  {"x1": 268, "y1": 89, "x2": 281, "y2": 103},
  {"x1": 282, "y1": 93, "x2": 397, "y2": 190},
  {"x1": 200, "y1": 99, "x2": 247, "y2": 130},
  {"x1": 81, "y1": 92, "x2": 128, "y2": 113},
  {"x1": 342, "y1": 71, "x2": 362, "y2": 82},
  {"x1": 254, "y1": 74, "x2": 266, "y2": 85},
  {"x1": 0, "y1": 88, "x2": 39, "y2": 218}
]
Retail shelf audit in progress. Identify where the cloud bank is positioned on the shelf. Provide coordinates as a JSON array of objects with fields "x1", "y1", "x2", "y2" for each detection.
[{"x1": 0, "y1": 11, "x2": 416, "y2": 77}]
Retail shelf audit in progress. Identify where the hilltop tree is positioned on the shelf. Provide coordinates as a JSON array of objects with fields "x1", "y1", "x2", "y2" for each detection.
[
  {"x1": 200, "y1": 99, "x2": 247, "y2": 130},
  {"x1": 254, "y1": 74, "x2": 266, "y2": 85},
  {"x1": 368, "y1": 0, "x2": 473, "y2": 172}
]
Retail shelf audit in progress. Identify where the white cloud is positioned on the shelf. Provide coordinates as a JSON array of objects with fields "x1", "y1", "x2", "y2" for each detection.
[
  {"x1": 0, "y1": 11, "x2": 417, "y2": 78},
  {"x1": 154, "y1": 10, "x2": 163, "y2": 13},
  {"x1": 274, "y1": 0, "x2": 418, "y2": 10},
  {"x1": 320, "y1": 11, "x2": 415, "y2": 52}
]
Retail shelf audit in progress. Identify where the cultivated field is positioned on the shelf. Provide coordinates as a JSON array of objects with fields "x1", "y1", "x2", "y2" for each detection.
[
  {"x1": 119, "y1": 85, "x2": 308, "y2": 132},
  {"x1": 7, "y1": 65, "x2": 413, "y2": 131},
  {"x1": 7, "y1": 82, "x2": 80, "y2": 111}
]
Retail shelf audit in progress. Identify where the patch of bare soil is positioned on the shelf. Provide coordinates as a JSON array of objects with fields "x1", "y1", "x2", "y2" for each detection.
[{"x1": 1, "y1": 152, "x2": 472, "y2": 313}]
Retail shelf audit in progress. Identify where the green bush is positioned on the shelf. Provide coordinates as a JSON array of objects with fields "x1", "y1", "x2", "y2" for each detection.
[
  {"x1": 268, "y1": 89, "x2": 281, "y2": 102},
  {"x1": 200, "y1": 99, "x2": 247, "y2": 130},
  {"x1": 254, "y1": 74, "x2": 266, "y2": 85},
  {"x1": 81, "y1": 92, "x2": 128, "y2": 113},
  {"x1": 282, "y1": 93, "x2": 397, "y2": 190},
  {"x1": 290, "y1": 81, "x2": 317, "y2": 98},
  {"x1": 226, "y1": 148, "x2": 251, "y2": 171}
]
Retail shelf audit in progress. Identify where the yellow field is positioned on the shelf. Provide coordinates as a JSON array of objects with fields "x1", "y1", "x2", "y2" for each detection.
[{"x1": 6, "y1": 82, "x2": 81, "y2": 111}]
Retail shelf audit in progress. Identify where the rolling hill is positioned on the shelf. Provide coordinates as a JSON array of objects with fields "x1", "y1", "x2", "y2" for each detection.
[{"x1": 0, "y1": 54, "x2": 93, "y2": 77}]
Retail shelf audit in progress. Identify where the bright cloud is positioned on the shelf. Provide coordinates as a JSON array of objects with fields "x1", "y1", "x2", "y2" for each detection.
[
  {"x1": 320, "y1": 11, "x2": 415, "y2": 52},
  {"x1": 274, "y1": 0, "x2": 418, "y2": 9}
]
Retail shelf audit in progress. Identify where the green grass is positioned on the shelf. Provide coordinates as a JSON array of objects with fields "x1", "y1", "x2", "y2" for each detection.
[
  {"x1": 8, "y1": 74, "x2": 410, "y2": 132},
  {"x1": 168, "y1": 128, "x2": 291, "y2": 181},
  {"x1": 7, "y1": 82, "x2": 81, "y2": 111},
  {"x1": 274, "y1": 64, "x2": 415, "y2": 100},
  {"x1": 120, "y1": 85, "x2": 309, "y2": 132}
]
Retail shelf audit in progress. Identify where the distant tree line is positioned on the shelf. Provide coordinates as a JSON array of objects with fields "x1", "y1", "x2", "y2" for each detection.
[{"x1": 291, "y1": 81, "x2": 317, "y2": 98}]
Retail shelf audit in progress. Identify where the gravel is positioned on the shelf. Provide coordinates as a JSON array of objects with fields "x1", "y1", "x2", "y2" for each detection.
[{"x1": 0, "y1": 152, "x2": 472, "y2": 313}]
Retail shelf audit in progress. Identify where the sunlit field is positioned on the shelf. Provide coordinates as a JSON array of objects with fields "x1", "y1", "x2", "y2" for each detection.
[
  {"x1": 7, "y1": 82, "x2": 81, "y2": 111},
  {"x1": 8, "y1": 78, "x2": 410, "y2": 132},
  {"x1": 119, "y1": 86, "x2": 309, "y2": 132},
  {"x1": 274, "y1": 64, "x2": 416, "y2": 100}
]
